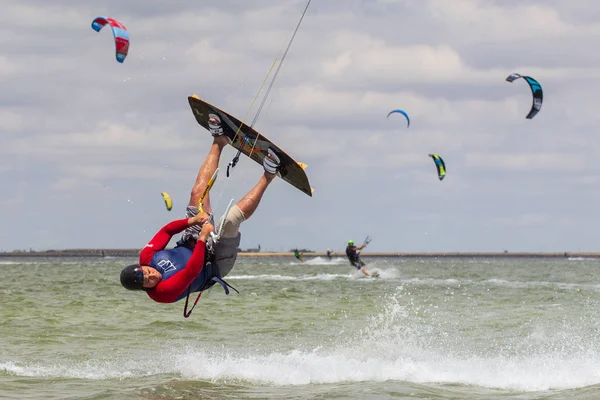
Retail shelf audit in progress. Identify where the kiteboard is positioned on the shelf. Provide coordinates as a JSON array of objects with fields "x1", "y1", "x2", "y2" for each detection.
[{"x1": 188, "y1": 95, "x2": 313, "y2": 197}]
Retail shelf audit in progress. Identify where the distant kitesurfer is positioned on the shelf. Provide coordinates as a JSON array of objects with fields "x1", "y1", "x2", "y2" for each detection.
[
  {"x1": 326, "y1": 248, "x2": 332, "y2": 260},
  {"x1": 294, "y1": 249, "x2": 303, "y2": 262},
  {"x1": 346, "y1": 239, "x2": 370, "y2": 276},
  {"x1": 119, "y1": 115, "x2": 281, "y2": 304}
]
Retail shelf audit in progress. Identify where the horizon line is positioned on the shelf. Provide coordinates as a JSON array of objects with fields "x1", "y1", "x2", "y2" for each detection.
[{"x1": 0, "y1": 249, "x2": 598, "y2": 258}]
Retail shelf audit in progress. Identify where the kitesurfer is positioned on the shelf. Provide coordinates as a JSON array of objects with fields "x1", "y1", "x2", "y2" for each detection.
[
  {"x1": 294, "y1": 249, "x2": 303, "y2": 262},
  {"x1": 346, "y1": 240, "x2": 370, "y2": 276},
  {"x1": 119, "y1": 115, "x2": 281, "y2": 303},
  {"x1": 326, "y1": 248, "x2": 332, "y2": 260}
]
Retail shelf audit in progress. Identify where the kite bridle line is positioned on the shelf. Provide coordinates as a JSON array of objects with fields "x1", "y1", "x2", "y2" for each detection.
[
  {"x1": 184, "y1": 6, "x2": 310, "y2": 314},
  {"x1": 184, "y1": 169, "x2": 222, "y2": 319},
  {"x1": 247, "y1": 0, "x2": 312, "y2": 156},
  {"x1": 210, "y1": 49, "x2": 280, "y2": 210},
  {"x1": 183, "y1": 0, "x2": 312, "y2": 315},
  {"x1": 225, "y1": 55, "x2": 281, "y2": 178},
  {"x1": 211, "y1": 24, "x2": 285, "y2": 206},
  {"x1": 197, "y1": 168, "x2": 219, "y2": 213},
  {"x1": 191, "y1": 0, "x2": 312, "y2": 300},
  {"x1": 227, "y1": 0, "x2": 313, "y2": 176}
]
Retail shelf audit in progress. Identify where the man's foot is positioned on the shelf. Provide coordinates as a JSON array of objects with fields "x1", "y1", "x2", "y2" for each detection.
[
  {"x1": 263, "y1": 148, "x2": 281, "y2": 175},
  {"x1": 214, "y1": 135, "x2": 229, "y2": 148},
  {"x1": 208, "y1": 114, "x2": 225, "y2": 137}
]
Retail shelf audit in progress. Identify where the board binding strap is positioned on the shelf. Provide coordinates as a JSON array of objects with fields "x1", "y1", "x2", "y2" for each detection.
[{"x1": 188, "y1": 94, "x2": 313, "y2": 197}]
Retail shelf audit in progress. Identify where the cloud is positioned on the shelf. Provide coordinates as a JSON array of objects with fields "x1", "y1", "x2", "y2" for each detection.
[
  {"x1": 0, "y1": 109, "x2": 28, "y2": 131},
  {"x1": 0, "y1": 0, "x2": 599, "y2": 252},
  {"x1": 0, "y1": 56, "x2": 17, "y2": 77},
  {"x1": 429, "y1": 0, "x2": 573, "y2": 41},
  {"x1": 465, "y1": 153, "x2": 587, "y2": 172}
]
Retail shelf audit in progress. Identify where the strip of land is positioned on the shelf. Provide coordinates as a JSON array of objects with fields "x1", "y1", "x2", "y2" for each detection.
[{"x1": 0, "y1": 250, "x2": 598, "y2": 258}]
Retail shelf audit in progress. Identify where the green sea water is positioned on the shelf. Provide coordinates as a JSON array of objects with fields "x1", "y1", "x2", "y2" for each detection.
[{"x1": 1, "y1": 256, "x2": 600, "y2": 399}]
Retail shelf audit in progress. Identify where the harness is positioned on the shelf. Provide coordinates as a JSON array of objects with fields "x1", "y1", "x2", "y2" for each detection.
[
  {"x1": 346, "y1": 246, "x2": 359, "y2": 262},
  {"x1": 183, "y1": 202, "x2": 238, "y2": 318},
  {"x1": 183, "y1": 249, "x2": 239, "y2": 318}
]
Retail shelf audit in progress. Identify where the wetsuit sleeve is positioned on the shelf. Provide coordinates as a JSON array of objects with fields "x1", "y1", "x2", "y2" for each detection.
[
  {"x1": 146, "y1": 242, "x2": 206, "y2": 304},
  {"x1": 139, "y1": 219, "x2": 189, "y2": 265}
]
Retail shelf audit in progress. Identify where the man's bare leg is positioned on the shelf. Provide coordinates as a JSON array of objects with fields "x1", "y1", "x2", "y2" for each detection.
[
  {"x1": 234, "y1": 172, "x2": 276, "y2": 220},
  {"x1": 189, "y1": 136, "x2": 228, "y2": 214}
]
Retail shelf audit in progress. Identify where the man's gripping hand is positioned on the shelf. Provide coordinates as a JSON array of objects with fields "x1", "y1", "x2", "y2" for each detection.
[
  {"x1": 188, "y1": 211, "x2": 211, "y2": 227},
  {"x1": 199, "y1": 222, "x2": 215, "y2": 243}
]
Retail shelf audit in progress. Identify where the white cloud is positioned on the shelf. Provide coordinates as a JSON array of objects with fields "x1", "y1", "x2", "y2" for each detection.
[
  {"x1": 1, "y1": 3, "x2": 85, "y2": 30},
  {"x1": 465, "y1": 153, "x2": 587, "y2": 172},
  {"x1": 0, "y1": 56, "x2": 16, "y2": 77},
  {"x1": 0, "y1": 109, "x2": 27, "y2": 131},
  {"x1": 428, "y1": 0, "x2": 573, "y2": 41},
  {"x1": 0, "y1": 0, "x2": 599, "y2": 251},
  {"x1": 323, "y1": 41, "x2": 470, "y2": 83}
]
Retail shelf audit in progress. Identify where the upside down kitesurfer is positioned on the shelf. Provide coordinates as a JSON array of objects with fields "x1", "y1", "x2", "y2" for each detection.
[{"x1": 119, "y1": 115, "x2": 282, "y2": 308}]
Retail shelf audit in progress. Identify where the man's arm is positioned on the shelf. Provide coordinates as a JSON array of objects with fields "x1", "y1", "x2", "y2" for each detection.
[
  {"x1": 139, "y1": 213, "x2": 211, "y2": 265},
  {"x1": 139, "y1": 219, "x2": 189, "y2": 265},
  {"x1": 146, "y1": 222, "x2": 215, "y2": 303},
  {"x1": 146, "y1": 241, "x2": 207, "y2": 303}
]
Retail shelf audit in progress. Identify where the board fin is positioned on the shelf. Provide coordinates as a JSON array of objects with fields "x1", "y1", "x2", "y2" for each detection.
[
  {"x1": 298, "y1": 162, "x2": 308, "y2": 170},
  {"x1": 311, "y1": 187, "x2": 315, "y2": 194}
]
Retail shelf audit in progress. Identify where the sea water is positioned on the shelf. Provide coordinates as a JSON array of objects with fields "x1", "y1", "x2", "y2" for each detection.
[{"x1": 1, "y1": 256, "x2": 599, "y2": 399}]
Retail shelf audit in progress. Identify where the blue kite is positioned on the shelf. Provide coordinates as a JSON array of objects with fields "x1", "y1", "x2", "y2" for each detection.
[{"x1": 386, "y1": 109, "x2": 410, "y2": 128}]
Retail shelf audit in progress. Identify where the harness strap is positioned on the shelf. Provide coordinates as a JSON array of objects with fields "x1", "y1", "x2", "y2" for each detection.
[
  {"x1": 211, "y1": 276, "x2": 240, "y2": 295},
  {"x1": 182, "y1": 260, "x2": 239, "y2": 318},
  {"x1": 182, "y1": 248, "x2": 214, "y2": 319},
  {"x1": 183, "y1": 287, "x2": 202, "y2": 318}
]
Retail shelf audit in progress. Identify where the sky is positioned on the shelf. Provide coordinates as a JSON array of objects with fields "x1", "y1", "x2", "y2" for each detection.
[{"x1": 1, "y1": 0, "x2": 600, "y2": 253}]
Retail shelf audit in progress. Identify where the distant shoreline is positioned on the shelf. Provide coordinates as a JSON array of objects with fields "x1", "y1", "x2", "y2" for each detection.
[{"x1": 0, "y1": 250, "x2": 598, "y2": 258}]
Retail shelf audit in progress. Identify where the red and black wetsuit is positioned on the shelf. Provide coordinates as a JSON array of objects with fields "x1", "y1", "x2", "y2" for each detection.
[{"x1": 139, "y1": 219, "x2": 207, "y2": 303}]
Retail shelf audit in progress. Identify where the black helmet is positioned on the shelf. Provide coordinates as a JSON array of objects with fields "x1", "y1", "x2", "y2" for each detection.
[{"x1": 120, "y1": 264, "x2": 144, "y2": 290}]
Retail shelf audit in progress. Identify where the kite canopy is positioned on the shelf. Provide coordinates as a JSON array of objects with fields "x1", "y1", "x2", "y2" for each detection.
[
  {"x1": 386, "y1": 109, "x2": 410, "y2": 128},
  {"x1": 161, "y1": 192, "x2": 173, "y2": 211},
  {"x1": 428, "y1": 154, "x2": 446, "y2": 181},
  {"x1": 91, "y1": 16, "x2": 130, "y2": 63},
  {"x1": 506, "y1": 73, "x2": 543, "y2": 119}
]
